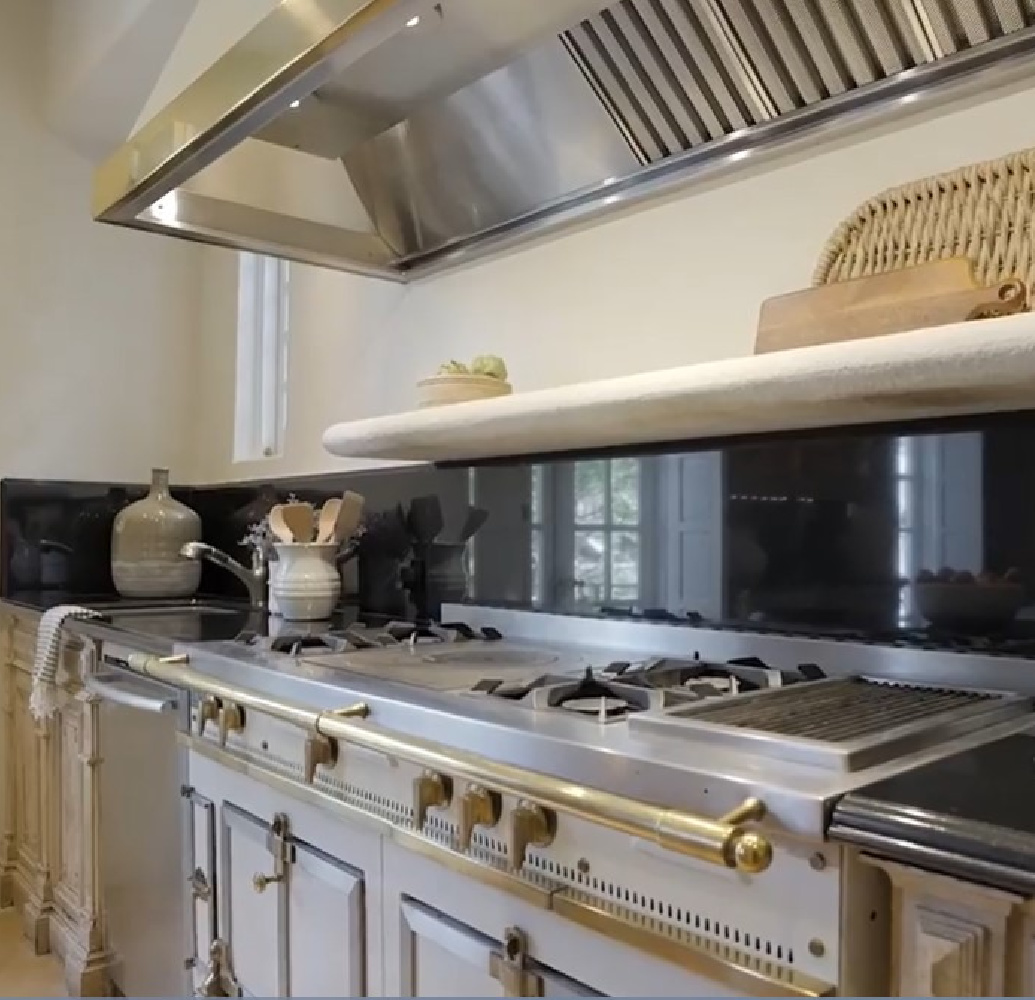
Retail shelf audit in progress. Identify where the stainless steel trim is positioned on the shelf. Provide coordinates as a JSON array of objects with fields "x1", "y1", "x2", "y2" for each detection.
[
  {"x1": 183, "y1": 785, "x2": 219, "y2": 973},
  {"x1": 85, "y1": 668, "x2": 179, "y2": 713}
]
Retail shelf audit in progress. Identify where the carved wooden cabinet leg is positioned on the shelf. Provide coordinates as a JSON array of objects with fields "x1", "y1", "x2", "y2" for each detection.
[
  {"x1": 17, "y1": 709, "x2": 56, "y2": 956},
  {"x1": 52, "y1": 648, "x2": 114, "y2": 996},
  {"x1": 1, "y1": 619, "x2": 17, "y2": 908}
]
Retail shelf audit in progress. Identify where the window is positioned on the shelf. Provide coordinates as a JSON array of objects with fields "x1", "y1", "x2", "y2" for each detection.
[
  {"x1": 234, "y1": 253, "x2": 290, "y2": 461},
  {"x1": 572, "y1": 458, "x2": 641, "y2": 605},
  {"x1": 530, "y1": 465, "x2": 545, "y2": 604},
  {"x1": 895, "y1": 437, "x2": 917, "y2": 626},
  {"x1": 530, "y1": 459, "x2": 643, "y2": 608}
]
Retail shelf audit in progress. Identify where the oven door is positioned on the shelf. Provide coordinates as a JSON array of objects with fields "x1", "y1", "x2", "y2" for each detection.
[{"x1": 90, "y1": 663, "x2": 191, "y2": 998}]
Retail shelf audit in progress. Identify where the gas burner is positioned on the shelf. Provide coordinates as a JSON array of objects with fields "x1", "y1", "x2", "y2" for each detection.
[
  {"x1": 237, "y1": 618, "x2": 505, "y2": 657},
  {"x1": 384, "y1": 621, "x2": 504, "y2": 645},
  {"x1": 617, "y1": 655, "x2": 822, "y2": 692},
  {"x1": 561, "y1": 696, "x2": 629, "y2": 718},
  {"x1": 236, "y1": 631, "x2": 354, "y2": 656}
]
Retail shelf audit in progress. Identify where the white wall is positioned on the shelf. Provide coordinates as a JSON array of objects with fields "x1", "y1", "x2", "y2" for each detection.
[
  {"x1": 0, "y1": 2, "x2": 203, "y2": 483},
  {"x1": 189, "y1": 73, "x2": 1035, "y2": 483}
]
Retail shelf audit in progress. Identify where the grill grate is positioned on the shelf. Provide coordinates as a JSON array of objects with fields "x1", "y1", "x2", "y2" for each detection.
[
  {"x1": 563, "y1": 0, "x2": 1035, "y2": 164},
  {"x1": 679, "y1": 677, "x2": 999, "y2": 742}
]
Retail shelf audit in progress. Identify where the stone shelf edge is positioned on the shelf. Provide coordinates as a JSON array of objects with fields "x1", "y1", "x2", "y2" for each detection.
[{"x1": 322, "y1": 312, "x2": 1035, "y2": 462}]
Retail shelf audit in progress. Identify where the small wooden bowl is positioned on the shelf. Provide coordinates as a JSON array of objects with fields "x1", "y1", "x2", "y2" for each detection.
[{"x1": 417, "y1": 374, "x2": 513, "y2": 408}]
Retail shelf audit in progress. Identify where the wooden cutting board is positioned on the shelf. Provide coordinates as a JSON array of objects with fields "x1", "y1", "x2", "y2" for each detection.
[{"x1": 755, "y1": 258, "x2": 1027, "y2": 354}]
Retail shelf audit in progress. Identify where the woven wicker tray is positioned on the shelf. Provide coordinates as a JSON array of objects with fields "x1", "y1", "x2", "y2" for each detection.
[{"x1": 814, "y1": 147, "x2": 1035, "y2": 291}]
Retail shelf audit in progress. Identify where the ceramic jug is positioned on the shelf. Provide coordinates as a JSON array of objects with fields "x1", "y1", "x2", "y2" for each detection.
[
  {"x1": 111, "y1": 468, "x2": 201, "y2": 598},
  {"x1": 271, "y1": 543, "x2": 340, "y2": 620}
]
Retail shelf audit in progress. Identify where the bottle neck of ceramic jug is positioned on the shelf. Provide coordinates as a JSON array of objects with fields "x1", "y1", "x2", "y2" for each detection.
[{"x1": 150, "y1": 467, "x2": 171, "y2": 499}]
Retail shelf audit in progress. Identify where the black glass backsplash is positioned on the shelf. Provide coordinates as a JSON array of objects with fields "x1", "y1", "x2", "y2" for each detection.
[{"x1": 6, "y1": 411, "x2": 1035, "y2": 650}]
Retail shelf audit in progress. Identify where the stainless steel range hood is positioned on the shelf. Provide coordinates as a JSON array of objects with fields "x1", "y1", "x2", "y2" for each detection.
[{"x1": 94, "y1": 0, "x2": 1035, "y2": 282}]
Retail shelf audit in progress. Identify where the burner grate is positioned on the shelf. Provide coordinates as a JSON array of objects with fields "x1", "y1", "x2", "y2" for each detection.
[{"x1": 683, "y1": 677, "x2": 997, "y2": 742}]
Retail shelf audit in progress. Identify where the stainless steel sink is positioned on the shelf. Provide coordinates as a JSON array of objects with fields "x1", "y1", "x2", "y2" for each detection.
[
  {"x1": 103, "y1": 603, "x2": 245, "y2": 617},
  {"x1": 88, "y1": 598, "x2": 250, "y2": 616},
  {"x1": 98, "y1": 601, "x2": 258, "y2": 643}
]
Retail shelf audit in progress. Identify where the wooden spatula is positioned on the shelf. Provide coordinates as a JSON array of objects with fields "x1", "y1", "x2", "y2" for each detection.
[
  {"x1": 315, "y1": 498, "x2": 342, "y2": 544},
  {"x1": 280, "y1": 502, "x2": 314, "y2": 543},
  {"x1": 268, "y1": 504, "x2": 295, "y2": 544},
  {"x1": 333, "y1": 491, "x2": 365, "y2": 545}
]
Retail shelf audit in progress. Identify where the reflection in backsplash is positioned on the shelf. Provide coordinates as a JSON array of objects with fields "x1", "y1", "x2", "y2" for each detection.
[{"x1": 6, "y1": 411, "x2": 1035, "y2": 645}]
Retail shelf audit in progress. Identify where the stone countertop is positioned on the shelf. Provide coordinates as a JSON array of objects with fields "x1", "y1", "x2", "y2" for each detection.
[
  {"x1": 0, "y1": 595, "x2": 358, "y2": 657},
  {"x1": 830, "y1": 728, "x2": 1035, "y2": 894}
]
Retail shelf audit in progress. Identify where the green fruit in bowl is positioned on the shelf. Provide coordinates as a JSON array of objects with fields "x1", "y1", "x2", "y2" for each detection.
[
  {"x1": 470, "y1": 355, "x2": 508, "y2": 380},
  {"x1": 437, "y1": 360, "x2": 469, "y2": 375}
]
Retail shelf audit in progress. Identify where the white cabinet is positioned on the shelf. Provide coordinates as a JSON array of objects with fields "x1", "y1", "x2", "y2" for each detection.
[
  {"x1": 398, "y1": 897, "x2": 599, "y2": 997},
  {"x1": 188, "y1": 750, "x2": 380, "y2": 997}
]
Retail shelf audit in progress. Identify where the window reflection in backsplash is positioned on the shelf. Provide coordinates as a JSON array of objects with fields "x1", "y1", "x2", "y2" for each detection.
[{"x1": 5, "y1": 411, "x2": 1035, "y2": 643}]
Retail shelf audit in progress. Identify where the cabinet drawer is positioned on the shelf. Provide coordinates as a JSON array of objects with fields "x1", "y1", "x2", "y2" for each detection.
[{"x1": 399, "y1": 897, "x2": 599, "y2": 997}]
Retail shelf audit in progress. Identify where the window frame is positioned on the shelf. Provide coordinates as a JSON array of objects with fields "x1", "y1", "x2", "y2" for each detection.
[{"x1": 233, "y1": 252, "x2": 290, "y2": 463}]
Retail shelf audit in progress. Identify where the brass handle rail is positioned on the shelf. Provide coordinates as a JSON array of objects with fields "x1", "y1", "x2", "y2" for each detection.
[{"x1": 132, "y1": 654, "x2": 773, "y2": 874}]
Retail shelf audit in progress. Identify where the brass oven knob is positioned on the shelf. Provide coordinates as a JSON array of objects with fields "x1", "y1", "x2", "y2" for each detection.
[
  {"x1": 507, "y1": 801, "x2": 555, "y2": 872},
  {"x1": 413, "y1": 770, "x2": 453, "y2": 831},
  {"x1": 304, "y1": 733, "x2": 338, "y2": 784},
  {"x1": 217, "y1": 703, "x2": 245, "y2": 746},
  {"x1": 196, "y1": 696, "x2": 221, "y2": 736},
  {"x1": 459, "y1": 784, "x2": 501, "y2": 850}
]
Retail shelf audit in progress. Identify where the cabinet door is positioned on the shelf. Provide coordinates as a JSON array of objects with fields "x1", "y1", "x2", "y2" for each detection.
[
  {"x1": 398, "y1": 898, "x2": 599, "y2": 998},
  {"x1": 287, "y1": 838, "x2": 365, "y2": 997},
  {"x1": 221, "y1": 803, "x2": 281, "y2": 997},
  {"x1": 184, "y1": 786, "x2": 217, "y2": 991}
]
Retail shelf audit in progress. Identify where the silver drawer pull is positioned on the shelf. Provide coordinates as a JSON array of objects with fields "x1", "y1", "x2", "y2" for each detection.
[
  {"x1": 189, "y1": 867, "x2": 211, "y2": 902},
  {"x1": 84, "y1": 671, "x2": 178, "y2": 713}
]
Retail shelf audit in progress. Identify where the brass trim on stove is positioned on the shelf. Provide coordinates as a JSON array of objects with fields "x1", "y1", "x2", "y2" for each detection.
[
  {"x1": 183, "y1": 737, "x2": 831, "y2": 997},
  {"x1": 141, "y1": 653, "x2": 772, "y2": 872}
]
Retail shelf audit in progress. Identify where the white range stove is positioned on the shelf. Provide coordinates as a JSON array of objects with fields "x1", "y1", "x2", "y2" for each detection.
[{"x1": 156, "y1": 608, "x2": 1034, "y2": 997}]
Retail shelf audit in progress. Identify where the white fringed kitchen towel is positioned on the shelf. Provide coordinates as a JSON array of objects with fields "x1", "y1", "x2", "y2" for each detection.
[{"x1": 30, "y1": 605, "x2": 103, "y2": 721}]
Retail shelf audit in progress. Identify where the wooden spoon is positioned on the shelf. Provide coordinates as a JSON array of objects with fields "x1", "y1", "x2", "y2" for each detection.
[
  {"x1": 267, "y1": 504, "x2": 295, "y2": 544},
  {"x1": 333, "y1": 491, "x2": 366, "y2": 545},
  {"x1": 280, "y1": 501, "x2": 314, "y2": 543},
  {"x1": 315, "y1": 498, "x2": 342, "y2": 544}
]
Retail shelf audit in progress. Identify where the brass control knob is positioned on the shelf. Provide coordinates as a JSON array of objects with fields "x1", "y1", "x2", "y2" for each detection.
[
  {"x1": 196, "y1": 696, "x2": 221, "y2": 737},
  {"x1": 217, "y1": 703, "x2": 245, "y2": 746},
  {"x1": 252, "y1": 871, "x2": 284, "y2": 893},
  {"x1": 719, "y1": 798, "x2": 773, "y2": 875},
  {"x1": 507, "y1": 801, "x2": 555, "y2": 872},
  {"x1": 459, "y1": 784, "x2": 501, "y2": 850},
  {"x1": 304, "y1": 733, "x2": 338, "y2": 784},
  {"x1": 413, "y1": 770, "x2": 453, "y2": 831},
  {"x1": 731, "y1": 831, "x2": 774, "y2": 875}
]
